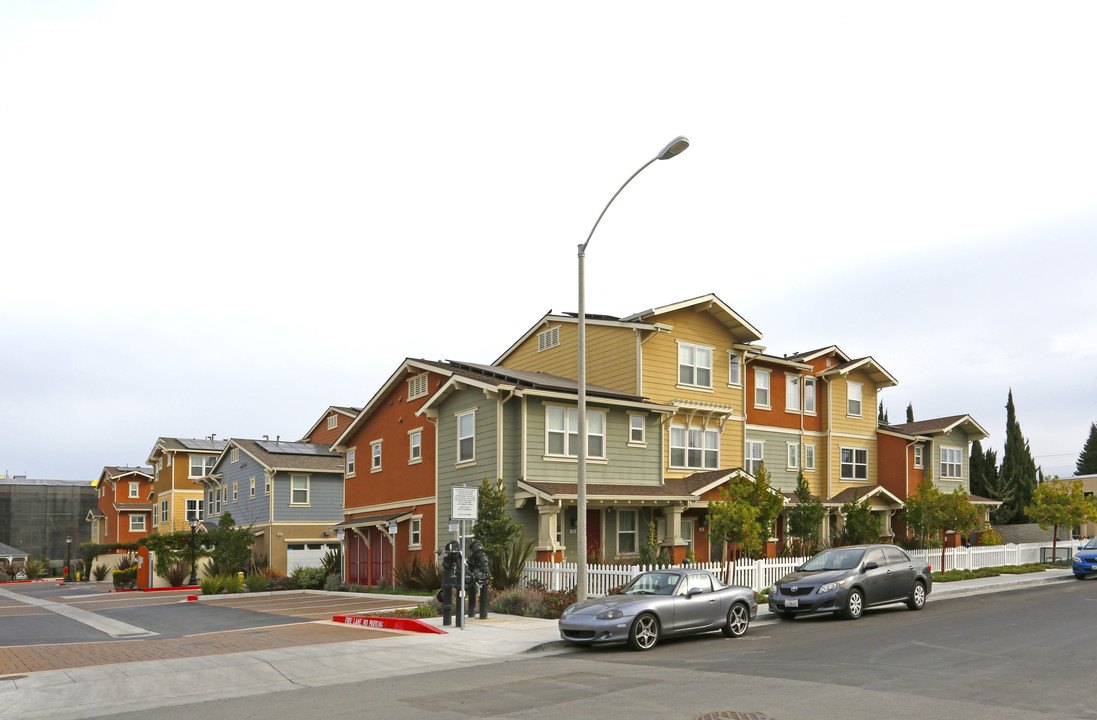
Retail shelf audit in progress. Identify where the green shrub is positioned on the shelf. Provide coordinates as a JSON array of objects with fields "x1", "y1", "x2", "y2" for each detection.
[
  {"x1": 244, "y1": 574, "x2": 269, "y2": 593},
  {"x1": 320, "y1": 549, "x2": 341, "y2": 577},
  {"x1": 23, "y1": 557, "x2": 47, "y2": 579},
  {"x1": 221, "y1": 575, "x2": 244, "y2": 594},
  {"x1": 292, "y1": 566, "x2": 326, "y2": 590},
  {"x1": 270, "y1": 575, "x2": 298, "y2": 591},
  {"x1": 978, "y1": 529, "x2": 1005, "y2": 546},
  {"x1": 323, "y1": 574, "x2": 345, "y2": 592},
  {"x1": 200, "y1": 576, "x2": 223, "y2": 595},
  {"x1": 489, "y1": 587, "x2": 545, "y2": 617},
  {"x1": 539, "y1": 584, "x2": 576, "y2": 619},
  {"x1": 91, "y1": 564, "x2": 110, "y2": 581},
  {"x1": 112, "y1": 566, "x2": 137, "y2": 590},
  {"x1": 376, "y1": 576, "x2": 389, "y2": 591},
  {"x1": 164, "y1": 561, "x2": 190, "y2": 587}
]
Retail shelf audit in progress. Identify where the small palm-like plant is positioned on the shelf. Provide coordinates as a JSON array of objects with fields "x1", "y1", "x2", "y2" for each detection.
[
  {"x1": 164, "y1": 561, "x2": 190, "y2": 587},
  {"x1": 489, "y1": 536, "x2": 536, "y2": 591},
  {"x1": 23, "y1": 557, "x2": 47, "y2": 579},
  {"x1": 92, "y1": 564, "x2": 110, "y2": 581}
]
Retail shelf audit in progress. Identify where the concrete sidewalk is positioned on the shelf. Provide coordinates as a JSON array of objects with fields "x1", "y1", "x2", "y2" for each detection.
[{"x1": 0, "y1": 568, "x2": 1076, "y2": 720}]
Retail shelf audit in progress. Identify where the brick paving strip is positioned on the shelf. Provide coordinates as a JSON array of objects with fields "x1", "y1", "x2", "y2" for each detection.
[
  {"x1": 0, "y1": 621, "x2": 397, "y2": 676},
  {"x1": 0, "y1": 587, "x2": 153, "y2": 639}
]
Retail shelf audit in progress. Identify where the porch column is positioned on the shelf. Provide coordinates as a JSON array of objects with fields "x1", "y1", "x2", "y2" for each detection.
[
  {"x1": 660, "y1": 504, "x2": 688, "y2": 564},
  {"x1": 882, "y1": 509, "x2": 894, "y2": 537},
  {"x1": 535, "y1": 504, "x2": 562, "y2": 563}
]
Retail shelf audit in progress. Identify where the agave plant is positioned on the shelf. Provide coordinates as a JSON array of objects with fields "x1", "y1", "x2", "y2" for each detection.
[{"x1": 489, "y1": 536, "x2": 536, "y2": 591}]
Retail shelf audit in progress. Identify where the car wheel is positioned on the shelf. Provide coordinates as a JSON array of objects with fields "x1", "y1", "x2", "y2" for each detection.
[
  {"x1": 721, "y1": 603, "x2": 750, "y2": 638},
  {"x1": 627, "y1": 613, "x2": 660, "y2": 651},
  {"x1": 1076, "y1": 573, "x2": 1087, "y2": 580},
  {"x1": 840, "y1": 588, "x2": 864, "y2": 620},
  {"x1": 906, "y1": 580, "x2": 926, "y2": 611}
]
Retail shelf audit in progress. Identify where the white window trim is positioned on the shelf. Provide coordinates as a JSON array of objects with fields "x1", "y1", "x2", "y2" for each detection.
[
  {"x1": 290, "y1": 475, "x2": 311, "y2": 506},
  {"x1": 264, "y1": 475, "x2": 271, "y2": 496},
  {"x1": 409, "y1": 428, "x2": 423, "y2": 465},
  {"x1": 232, "y1": 482, "x2": 239, "y2": 503},
  {"x1": 160, "y1": 500, "x2": 168, "y2": 525},
  {"x1": 457, "y1": 409, "x2": 476, "y2": 465},
  {"x1": 545, "y1": 405, "x2": 607, "y2": 460},
  {"x1": 839, "y1": 446, "x2": 869, "y2": 481},
  {"x1": 745, "y1": 440, "x2": 765, "y2": 476},
  {"x1": 676, "y1": 340, "x2": 715, "y2": 391},
  {"x1": 805, "y1": 443, "x2": 816, "y2": 471},
  {"x1": 913, "y1": 445, "x2": 924, "y2": 469},
  {"x1": 940, "y1": 446, "x2": 963, "y2": 479},
  {"x1": 627, "y1": 413, "x2": 646, "y2": 447},
  {"x1": 409, "y1": 516, "x2": 422, "y2": 550},
  {"x1": 128, "y1": 481, "x2": 140, "y2": 499},
  {"x1": 129, "y1": 514, "x2": 146, "y2": 532},
  {"x1": 617, "y1": 509, "x2": 639, "y2": 556},
  {"x1": 785, "y1": 373, "x2": 801, "y2": 414},
  {"x1": 754, "y1": 369, "x2": 771, "y2": 409},
  {"x1": 346, "y1": 447, "x2": 357, "y2": 478},
  {"x1": 231, "y1": 448, "x2": 240, "y2": 463},
  {"x1": 249, "y1": 477, "x2": 256, "y2": 499},
  {"x1": 727, "y1": 351, "x2": 742, "y2": 387},
  {"x1": 846, "y1": 381, "x2": 863, "y2": 418},
  {"x1": 787, "y1": 442, "x2": 799, "y2": 470},
  {"x1": 669, "y1": 424, "x2": 720, "y2": 470},
  {"x1": 371, "y1": 439, "x2": 383, "y2": 473},
  {"x1": 804, "y1": 377, "x2": 817, "y2": 415},
  {"x1": 185, "y1": 498, "x2": 204, "y2": 522},
  {"x1": 408, "y1": 373, "x2": 429, "y2": 401},
  {"x1": 326, "y1": 415, "x2": 338, "y2": 430},
  {"x1": 189, "y1": 455, "x2": 213, "y2": 479}
]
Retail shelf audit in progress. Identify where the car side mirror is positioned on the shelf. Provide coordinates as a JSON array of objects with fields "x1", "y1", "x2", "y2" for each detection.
[
  {"x1": 1078, "y1": 546, "x2": 1084, "y2": 551},
  {"x1": 863, "y1": 561, "x2": 879, "y2": 571},
  {"x1": 686, "y1": 587, "x2": 704, "y2": 597}
]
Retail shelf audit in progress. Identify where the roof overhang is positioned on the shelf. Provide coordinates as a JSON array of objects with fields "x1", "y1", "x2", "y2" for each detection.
[
  {"x1": 623, "y1": 294, "x2": 763, "y2": 344},
  {"x1": 820, "y1": 356, "x2": 898, "y2": 388}
]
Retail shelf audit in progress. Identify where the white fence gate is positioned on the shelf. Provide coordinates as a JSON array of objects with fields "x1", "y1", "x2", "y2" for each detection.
[{"x1": 522, "y1": 540, "x2": 1075, "y2": 596}]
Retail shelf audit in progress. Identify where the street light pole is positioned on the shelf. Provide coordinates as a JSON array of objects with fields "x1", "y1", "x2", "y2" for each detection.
[
  {"x1": 65, "y1": 535, "x2": 72, "y2": 583},
  {"x1": 576, "y1": 136, "x2": 689, "y2": 602},
  {"x1": 188, "y1": 517, "x2": 198, "y2": 586}
]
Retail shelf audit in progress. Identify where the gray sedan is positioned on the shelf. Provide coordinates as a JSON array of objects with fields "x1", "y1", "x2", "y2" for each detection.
[
  {"x1": 769, "y1": 544, "x2": 933, "y2": 620},
  {"x1": 559, "y1": 569, "x2": 757, "y2": 651}
]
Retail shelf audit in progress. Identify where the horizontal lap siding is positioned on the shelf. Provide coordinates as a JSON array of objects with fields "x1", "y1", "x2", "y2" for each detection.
[
  {"x1": 435, "y1": 389, "x2": 499, "y2": 544},
  {"x1": 931, "y1": 432, "x2": 970, "y2": 491},
  {"x1": 743, "y1": 429, "x2": 803, "y2": 493},
  {"x1": 215, "y1": 457, "x2": 271, "y2": 524},
  {"x1": 503, "y1": 324, "x2": 638, "y2": 394},
  {"x1": 828, "y1": 370, "x2": 878, "y2": 437},
  {"x1": 273, "y1": 472, "x2": 343, "y2": 522}
]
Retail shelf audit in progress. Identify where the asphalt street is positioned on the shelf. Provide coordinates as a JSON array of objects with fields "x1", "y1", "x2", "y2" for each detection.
[{"x1": 81, "y1": 580, "x2": 1097, "y2": 720}]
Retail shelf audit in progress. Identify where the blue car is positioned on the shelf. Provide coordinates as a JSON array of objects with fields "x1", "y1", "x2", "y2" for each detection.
[{"x1": 1072, "y1": 538, "x2": 1097, "y2": 579}]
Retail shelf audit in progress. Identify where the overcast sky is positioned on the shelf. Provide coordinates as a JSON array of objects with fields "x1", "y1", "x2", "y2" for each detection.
[{"x1": 2, "y1": 1, "x2": 1095, "y2": 482}]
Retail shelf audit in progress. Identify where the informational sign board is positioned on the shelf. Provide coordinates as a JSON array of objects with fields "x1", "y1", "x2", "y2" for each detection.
[
  {"x1": 452, "y1": 486, "x2": 479, "y2": 520},
  {"x1": 448, "y1": 519, "x2": 460, "y2": 533},
  {"x1": 388, "y1": 520, "x2": 398, "y2": 535}
]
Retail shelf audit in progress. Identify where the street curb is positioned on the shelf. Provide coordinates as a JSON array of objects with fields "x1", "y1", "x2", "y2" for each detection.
[{"x1": 332, "y1": 614, "x2": 446, "y2": 634}]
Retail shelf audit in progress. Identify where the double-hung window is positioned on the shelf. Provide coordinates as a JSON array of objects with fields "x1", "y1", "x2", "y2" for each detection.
[
  {"x1": 728, "y1": 353, "x2": 741, "y2": 386},
  {"x1": 249, "y1": 477, "x2": 256, "y2": 499},
  {"x1": 805, "y1": 444, "x2": 816, "y2": 470},
  {"x1": 160, "y1": 499, "x2": 168, "y2": 525},
  {"x1": 840, "y1": 447, "x2": 869, "y2": 480},
  {"x1": 670, "y1": 426, "x2": 719, "y2": 469},
  {"x1": 617, "y1": 509, "x2": 638, "y2": 555},
  {"x1": 189, "y1": 455, "x2": 215, "y2": 479},
  {"x1": 129, "y1": 514, "x2": 146, "y2": 532},
  {"x1": 232, "y1": 482, "x2": 238, "y2": 502},
  {"x1": 185, "y1": 499, "x2": 204, "y2": 521},
  {"x1": 290, "y1": 475, "x2": 309, "y2": 505},
  {"x1": 847, "y1": 381, "x2": 863, "y2": 417},
  {"x1": 346, "y1": 449, "x2": 356, "y2": 476},
  {"x1": 629, "y1": 414, "x2": 645, "y2": 445},
  {"x1": 409, "y1": 429, "x2": 422, "y2": 463},
  {"x1": 264, "y1": 475, "x2": 271, "y2": 495},
  {"x1": 787, "y1": 442, "x2": 799, "y2": 469},
  {"x1": 457, "y1": 411, "x2": 475, "y2": 463},
  {"x1": 410, "y1": 517, "x2": 422, "y2": 548},
  {"x1": 371, "y1": 440, "x2": 383, "y2": 472},
  {"x1": 128, "y1": 481, "x2": 140, "y2": 498},
  {"x1": 786, "y1": 374, "x2": 800, "y2": 412},
  {"x1": 755, "y1": 369, "x2": 771, "y2": 408},
  {"x1": 804, "y1": 378, "x2": 816, "y2": 414},
  {"x1": 914, "y1": 445, "x2": 924, "y2": 469},
  {"x1": 745, "y1": 441, "x2": 764, "y2": 476},
  {"x1": 546, "y1": 406, "x2": 605, "y2": 459},
  {"x1": 678, "y1": 342, "x2": 713, "y2": 388},
  {"x1": 940, "y1": 447, "x2": 963, "y2": 478}
]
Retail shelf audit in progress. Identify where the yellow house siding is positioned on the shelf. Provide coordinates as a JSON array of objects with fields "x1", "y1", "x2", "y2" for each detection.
[
  {"x1": 639, "y1": 308, "x2": 744, "y2": 409},
  {"x1": 502, "y1": 322, "x2": 638, "y2": 393},
  {"x1": 827, "y1": 370, "x2": 879, "y2": 436},
  {"x1": 830, "y1": 441, "x2": 877, "y2": 489},
  {"x1": 662, "y1": 411, "x2": 745, "y2": 478}
]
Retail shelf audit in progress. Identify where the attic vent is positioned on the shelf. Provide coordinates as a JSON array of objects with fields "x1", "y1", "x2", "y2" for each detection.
[
  {"x1": 408, "y1": 373, "x2": 429, "y2": 400},
  {"x1": 538, "y1": 326, "x2": 561, "y2": 352}
]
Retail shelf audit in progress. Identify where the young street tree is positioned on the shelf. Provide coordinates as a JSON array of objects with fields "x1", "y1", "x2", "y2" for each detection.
[
  {"x1": 904, "y1": 475, "x2": 980, "y2": 566},
  {"x1": 708, "y1": 462, "x2": 784, "y2": 576},
  {"x1": 472, "y1": 477, "x2": 521, "y2": 564},
  {"x1": 906, "y1": 403, "x2": 914, "y2": 423},
  {"x1": 999, "y1": 390, "x2": 1037, "y2": 523},
  {"x1": 206, "y1": 512, "x2": 256, "y2": 575},
  {"x1": 1076, "y1": 423, "x2": 1097, "y2": 476},
  {"x1": 1026, "y1": 477, "x2": 1097, "y2": 560},
  {"x1": 786, "y1": 470, "x2": 824, "y2": 554},
  {"x1": 839, "y1": 498, "x2": 881, "y2": 546}
]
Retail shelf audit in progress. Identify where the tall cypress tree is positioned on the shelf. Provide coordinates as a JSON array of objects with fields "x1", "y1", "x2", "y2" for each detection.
[
  {"x1": 1076, "y1": 423, "x2": 1097, "y2": 475},
  {"x1": 878, "y1": 402, "x2": 889, "y2": 425},
  {"x1": 999, "y1": 390, "x2": 1037, "y2": 524},
  {"x1": 970, "y1": 439, "x2": 987, "y2": 497},
  {"x1": 906, "y1": 403, "x2": 914, "y2": 423}
]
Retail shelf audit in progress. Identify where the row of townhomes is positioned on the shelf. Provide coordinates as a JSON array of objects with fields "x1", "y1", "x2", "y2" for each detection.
[{"x1": 87, "y1": 294, "x2": 996, "y2": 581}]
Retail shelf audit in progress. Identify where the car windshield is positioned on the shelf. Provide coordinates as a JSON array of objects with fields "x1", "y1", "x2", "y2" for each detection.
[
  {"x1": 800, "y1": 549, "x2": 866, "y2": 572},
  {"x1": 1083, "y1": 538, "x2": 1097, "y2": 550},
  {"x1": 618, "y1": 573, "x2": 679, "y2": 595}
]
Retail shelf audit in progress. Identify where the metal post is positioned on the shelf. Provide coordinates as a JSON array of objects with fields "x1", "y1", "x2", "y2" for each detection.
[
  {"x1": 187, "y1": 519, "x2": 198, "y2": 586},
  {"x1": 65, "y1": 535, "x2": 72, "y2": 583}
]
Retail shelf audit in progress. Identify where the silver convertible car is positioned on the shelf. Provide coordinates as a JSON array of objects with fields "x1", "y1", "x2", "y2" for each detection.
[{"x1": 558, "y1": 569, "x2": 757, "y2": 651}]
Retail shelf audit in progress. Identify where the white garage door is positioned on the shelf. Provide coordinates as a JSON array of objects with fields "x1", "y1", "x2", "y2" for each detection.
[{"x1": 286, "y1": 543, "x2": 338, "y2": 573}]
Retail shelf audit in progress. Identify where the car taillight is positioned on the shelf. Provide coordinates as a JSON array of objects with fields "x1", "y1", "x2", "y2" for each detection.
[{"x1": 928, "y1": 564, "x2": 932, "y2": 572}]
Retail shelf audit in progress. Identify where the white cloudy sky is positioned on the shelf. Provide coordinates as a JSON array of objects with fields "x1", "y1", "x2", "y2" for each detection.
[{"x1": 2, "y1": 1, "x2": 1095, "y2": 481}]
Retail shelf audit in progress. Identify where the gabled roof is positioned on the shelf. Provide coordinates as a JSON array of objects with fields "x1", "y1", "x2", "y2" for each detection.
[
  {"x1": 622, "y1": 293, "x2": 763, "y2": 343},
  {"x1": 207, "y1": 438, "x2": 344, "y2": 478},
  {"x1": 887, "y1": 415, "x2": 989, "y2": 441},
  {"x1": 826, "y1": 484, "x2": 904, "y2": 507},
  {"x1": 493, "y1": 311, "x2": 659, "y2": 366},
  {"x1": 297, "y1": 405, "x2": 362, "y2": 443},
  {"x1": 0, "y1": 540, "x2": 29, "y2": 558},
  {"x1": 818, "y1": 356, "x2": 898, "y2": 388},
  {"x1": 786, "y1": 346, "x2": 851, "y2": 364},
  {"x1": 518, "y1": 468, "x2": 754, "y2": 504},
  {"x1": 98, "y1": 466, "x2": 154, "y2": 486},
  {"x1": 330, "y1": 358, "x2": 456, "y2": 450},
  {"x1": 146, "y1": 437, "x2": 227, "y2": 464},
  {"x1": 749, "y1": 353, "x2": 812, "y2": 371}
]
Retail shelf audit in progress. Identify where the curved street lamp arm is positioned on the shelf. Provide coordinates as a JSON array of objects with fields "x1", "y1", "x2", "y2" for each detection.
[{"x1": 578, "y1": 156, "x2": 658, "y2": 256}]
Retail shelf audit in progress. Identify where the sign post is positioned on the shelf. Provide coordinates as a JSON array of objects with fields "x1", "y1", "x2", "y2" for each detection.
[{"x1": 450, "y1": 485, "x2": 479, "y2": 629}]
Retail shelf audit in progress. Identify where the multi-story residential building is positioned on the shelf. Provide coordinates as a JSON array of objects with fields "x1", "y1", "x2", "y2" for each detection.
[
  {"x1": 299, "y1": 405, "x2": 361, "y2": 445},
  {"x1": 416, "y1": 361, "x2": 677, "y2": 564},
  {"x1": 87, "y1": 466, "x2": 154, "y2": 545},
  {"x1": 329, "y1": 360, "x2": 452, "y2": 586},
  {"x1": 146, "y1": 437, "x2": 226, "y2": 534},
  {"x1": 198, "y1": 438, "x2": 344, "y2": 574}
]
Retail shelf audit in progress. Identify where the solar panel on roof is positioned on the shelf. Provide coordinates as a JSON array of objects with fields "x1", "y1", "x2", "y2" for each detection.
[
  {"x1": 254, "y1": 441, "x2": 337, "y2": 456},
  {"x1": 178, "y1": 438, "x2": 226, "y2": 451}
]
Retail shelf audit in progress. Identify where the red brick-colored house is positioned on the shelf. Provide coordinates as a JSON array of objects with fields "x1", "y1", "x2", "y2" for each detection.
[
  {"x1": 87, "y1": 466, "x2": 154, "y2": 545},
  {"x1": 299, "y1": 405, "x2": 361, "y2": 446},
  {"x1": 329, "y1": 360, "x2": 452, "y2": 586}
]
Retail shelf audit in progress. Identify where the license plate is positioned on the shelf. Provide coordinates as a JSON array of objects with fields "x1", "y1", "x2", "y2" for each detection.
[{"x1": 785, "y1": 598, "x2": 799, "y2": 608}]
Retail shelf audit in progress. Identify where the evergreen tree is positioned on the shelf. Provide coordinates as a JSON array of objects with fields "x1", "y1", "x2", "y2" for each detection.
[
  {"x1": 878, "y1": 402, "x2": 889, "y2": 425},
  {"x1": 708, "y1": 462, "x2": 784, "y2": 573},
  {"x1": 1076, "y1": 423, "x2": 1097, "y2": 475},
  {"x1": 1027, "y1": 476, "x2": 1097, "y2": 559},
  {"x1": 906, "y1": 403, "x2": 914, "y2": 423},
  {"x1": 786, "y1": 470, "x2": 824, "y2": 554},
  {"x1": 999, "y1": 389, "x2": 1037, "y2": 524},
  {"x1": 969, "y1": 439, "x2": 987, "y2": 497},
  {"x1": 839, "y1": 498, "x2": 881, "y2": 545},
  {"x1": 472, "y1": 477, "x2": 521, "y2": 564}
]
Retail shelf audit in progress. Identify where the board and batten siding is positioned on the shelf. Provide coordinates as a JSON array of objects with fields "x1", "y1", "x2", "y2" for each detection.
[{"x1": 272, "y1": 472, "x2": 344, "y2": 522}]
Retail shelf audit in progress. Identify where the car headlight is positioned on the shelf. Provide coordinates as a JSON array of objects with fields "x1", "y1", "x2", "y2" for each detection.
[
  {"x1": 770, "y1": 584, "x2": 778, "y2": 595},
  {"x1": 596, "y1": 608, "x2": 623, "y2": 620},
  {"x1": 561, "y1": 605, "x2": 576, "y2": 617},
  {"x1": 817, "y1": 580, "x2": 847, "y2": 594},
  {"x1": 1074, "y1": 555, "x2": 1085, "y2": 563}
]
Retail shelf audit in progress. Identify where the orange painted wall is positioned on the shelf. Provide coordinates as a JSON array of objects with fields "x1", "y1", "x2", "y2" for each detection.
[
  {"x1": 877, "y1": 432, "x2": 910, "y2": 500},
  {"x1": 303, "y1": 412, "x2": 353, "y2": 446}
]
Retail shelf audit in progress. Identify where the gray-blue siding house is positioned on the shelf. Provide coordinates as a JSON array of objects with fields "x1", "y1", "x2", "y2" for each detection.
[{"x1": 199, "y1": 438, "x2": 344, "y2": 574}]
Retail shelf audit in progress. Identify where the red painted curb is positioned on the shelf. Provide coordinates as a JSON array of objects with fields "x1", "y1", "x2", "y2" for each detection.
[
  {"x1": 332, "y1": 614, "x2": 447, "y2": 634},
  {"x1": 0, "y1": 578, "x2": 63, "y2": 585},
  {"x1": 141, "y1": 586, "x2": 200, "y2": 592},
  {"x1": 187, "y1": 595, "x2": 198, "y2": 601}
]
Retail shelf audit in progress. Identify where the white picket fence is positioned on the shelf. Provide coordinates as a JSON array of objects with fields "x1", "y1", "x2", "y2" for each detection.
[{"x1": 522, "y1": 540, "x2": 1077, "y2": 596}]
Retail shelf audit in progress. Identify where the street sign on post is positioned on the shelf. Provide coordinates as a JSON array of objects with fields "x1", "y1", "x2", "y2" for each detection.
[
  {"x1": 451, "y1": 486, "x2": 479, "y2": 520},
  {"x1": 388, "y1": 520, "x2": 398, "y2": 535}
]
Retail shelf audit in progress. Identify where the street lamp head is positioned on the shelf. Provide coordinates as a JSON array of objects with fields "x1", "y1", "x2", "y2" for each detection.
[
  {"x1": 656, "y1": 135, "x2": 690, "y2": 161},
  {"x1": 66, "y1": 536, "x2": 71, "y2": 545},
  {"x1": 189, "y1": 517, "x2": 198, "y2": 530}
]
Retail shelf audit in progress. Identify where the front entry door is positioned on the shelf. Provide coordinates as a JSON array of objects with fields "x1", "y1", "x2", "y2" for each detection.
[{"x1": 369, "y1": 527, "x2": 392, "y2": 585}]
